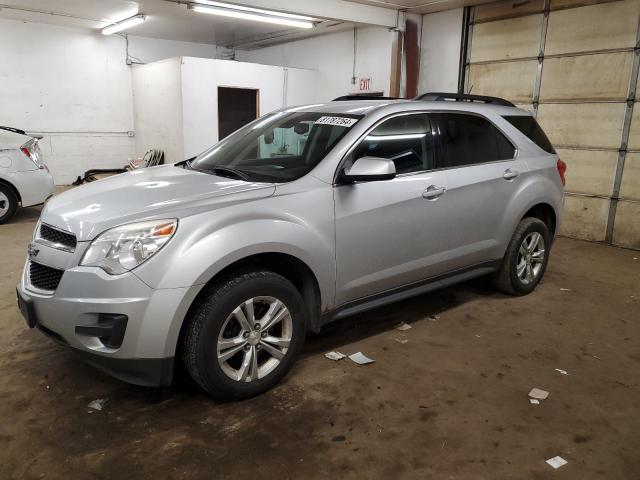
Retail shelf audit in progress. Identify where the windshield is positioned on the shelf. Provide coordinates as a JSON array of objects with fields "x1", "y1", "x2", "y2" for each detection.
[{"x1": 189, "y1": 111, "x2": 362, "y2": 182}]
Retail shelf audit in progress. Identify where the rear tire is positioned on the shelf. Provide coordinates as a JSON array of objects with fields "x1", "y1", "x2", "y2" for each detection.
[
  {"x1": 182, "y1": 270, "x2": 305, "y2": 400},
  {"x1": 0, "y1": 184, "x2": 18, "y2": 225},
  {"x1": 493, "y1": 217, "x2": 551, "y2": 296}
]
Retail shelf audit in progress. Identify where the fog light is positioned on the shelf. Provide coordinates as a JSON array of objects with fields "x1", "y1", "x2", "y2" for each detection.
[{"x1": 75, "y1": 314, "x2": 128, "y2": 349}]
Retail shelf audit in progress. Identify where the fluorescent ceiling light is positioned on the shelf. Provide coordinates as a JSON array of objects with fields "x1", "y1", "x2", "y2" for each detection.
[
  {"x1": 188, "y1": 3, "x2": 315, "y2": 29},
  {"x1": 102, "y1": 14, "x2": 146, "y2": 35}
]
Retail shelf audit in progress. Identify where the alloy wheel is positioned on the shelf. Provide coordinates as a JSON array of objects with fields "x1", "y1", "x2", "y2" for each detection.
[
  {"x1": 217, "y1": 296, "x2": 292, "y2": 382},
  {"x1": 517, "y1": 231, "x2": 545, "y2": 284},
  {"x1": 0, "y1": 191, "x2": 8, "y2": 216}
]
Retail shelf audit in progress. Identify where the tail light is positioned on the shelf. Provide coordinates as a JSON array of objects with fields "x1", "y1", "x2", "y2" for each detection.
[
  {"x1": 20, "y1": 140, "x2": 46, "y2": 170},
  {"x1": 20, "y1": 146, "x2": 32, "y2": 159},
  {"x1": 557, "y1": 158, "x2": 567, "y2": 186}
]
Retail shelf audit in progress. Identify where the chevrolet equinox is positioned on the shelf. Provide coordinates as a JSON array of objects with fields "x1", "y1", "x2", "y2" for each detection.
[{"x1": 17, "y1": 93, "x2": 565, "y2": 400}]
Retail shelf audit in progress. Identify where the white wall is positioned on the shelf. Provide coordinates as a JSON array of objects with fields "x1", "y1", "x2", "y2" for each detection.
[
  {"x1": 419, "y1": 8, "x2": 463, "y2": 94},
  {"x1": 0, "y1": 18, "x2": 134, "y2": 185},
  {"x1": 132, "y1": 58, "x2": 184, "y2": 164},
  {"x1": 0, "y1": 18, "x2": 223, "y2": 184},
  {"x1": 236, "y1": 26, "x2": 394, "y2": 102},
  {"x1": 127, "y1": 36, "x2": 218, "y2": 64},
  {"x1": 132, "y1": 57, "x2": 318, "y2": 161},
  {"x1": 181, "y1": 58, "x2": 319, "y2": 157}
]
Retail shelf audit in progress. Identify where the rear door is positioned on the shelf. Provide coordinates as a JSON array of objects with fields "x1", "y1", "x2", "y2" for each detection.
[
  {"x1": 431, "y1": 112, "x2": 527, "y2": 268},
  {"x1": 333, "y1": 113, "x2": 452, "y2": 305}
]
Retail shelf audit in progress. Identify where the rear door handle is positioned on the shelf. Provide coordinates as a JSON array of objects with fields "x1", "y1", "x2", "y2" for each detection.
[
  {"x1": 422, "y1": 185, "x2": 446, "y2": 200},
  {"x1": 503, "y1": 169, "x2": 519, "y2": 180}
]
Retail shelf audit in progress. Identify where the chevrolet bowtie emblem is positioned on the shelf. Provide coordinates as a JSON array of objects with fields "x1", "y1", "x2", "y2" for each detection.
[{"x1": 27, "y1": 243, "x2": 39, "y2": 259}]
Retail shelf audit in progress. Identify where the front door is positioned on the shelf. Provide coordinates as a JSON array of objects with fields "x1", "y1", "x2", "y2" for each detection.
[{"x1": 333, "y1": 113, "x2": 452, "y2": 306}]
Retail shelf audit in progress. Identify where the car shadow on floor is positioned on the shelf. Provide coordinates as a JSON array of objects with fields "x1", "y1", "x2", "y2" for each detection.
[
  {"x1": 15, "y1": 272, "x2": 503, "y2": 405},
  {"x1": 10, "y1": 204, "x2": 42, "y2": 224},
  {"x1": 301, "y1": 276, "x2": 500, "y2": 357}
]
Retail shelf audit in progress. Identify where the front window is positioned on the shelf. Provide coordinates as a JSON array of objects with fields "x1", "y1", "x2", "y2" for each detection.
[
  {"x1": 190, "y1": 111, "x2": 362, "y2": 182},
  {"x1": 348, "y1": 113, "x2": 434, "y2": 174}
]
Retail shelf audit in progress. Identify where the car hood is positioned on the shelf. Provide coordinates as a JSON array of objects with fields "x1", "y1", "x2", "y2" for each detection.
[{"x1": 41, "y1": 164, "x2": 276, "y2": 241}]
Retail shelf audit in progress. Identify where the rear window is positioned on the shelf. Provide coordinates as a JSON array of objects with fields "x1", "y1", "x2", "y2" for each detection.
[{"x1": 504, "y1": 115, "x2": 555, "y2": 154}]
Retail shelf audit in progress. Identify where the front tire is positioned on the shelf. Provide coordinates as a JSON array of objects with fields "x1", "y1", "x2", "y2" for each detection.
[
  {"x1": 0, "y1": 184, "x2": 18, "y2": 225},
  {"x1": 493, "y1": 217, "x2": 551, "y2": 296},
  {"x1": 182, "y1": 270, "x2": 305, "y2": 400}
]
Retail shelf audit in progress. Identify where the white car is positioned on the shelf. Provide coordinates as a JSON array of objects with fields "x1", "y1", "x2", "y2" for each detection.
[{"x1": 0, "y1": 126, "x2": 55, "y2": 224}]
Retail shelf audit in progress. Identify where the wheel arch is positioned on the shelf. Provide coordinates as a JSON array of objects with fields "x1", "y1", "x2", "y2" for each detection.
[
  {"x1": 0, "y1": 177, "x2": 22, "y2": 203},
  {"x1": 183, "y1": 252, "x2": 323, "y2": 336},
  {"x1": 521, "y1": 202, "x2": 557, "y2": 237}
]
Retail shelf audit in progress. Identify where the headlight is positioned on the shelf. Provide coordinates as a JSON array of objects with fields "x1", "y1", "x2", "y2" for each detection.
[{"x1": 80, "y1": 219, "x2": 177, "y2": 275}]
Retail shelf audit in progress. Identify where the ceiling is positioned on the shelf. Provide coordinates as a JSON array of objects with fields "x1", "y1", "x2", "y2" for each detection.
[
  {"x1": 0, "y1": 0, "x2": 344, "y2": 47},
  {"x1": 0, "y1": 0, "x2": 496, "y2": 49},
  {"x1": 343, "y1": 0, "x2": 499, "y2": 15}
]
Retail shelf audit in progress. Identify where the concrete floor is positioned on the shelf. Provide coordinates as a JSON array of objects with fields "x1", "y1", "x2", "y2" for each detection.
[{"x1": 1, "y1": 203, "x2": 639, "y2": 480}]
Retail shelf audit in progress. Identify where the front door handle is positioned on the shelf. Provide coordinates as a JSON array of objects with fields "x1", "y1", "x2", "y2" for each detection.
[
  {"x1": 422, "y1": 185, "x2": 446, "y2": 200},
  {"x1": 503, "y1": 169, "x2": 520, "y2": 180}
]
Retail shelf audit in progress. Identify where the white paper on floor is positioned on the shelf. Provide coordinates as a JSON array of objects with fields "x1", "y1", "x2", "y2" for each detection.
[
  {"x1": 554, "y1": 368, "x2": 569, "y2": 375},
  {"x1": 528, "y1": 388, "x2": 550, "y2": 401},
  {"x1": 349, "y1": 352, "x2": 375, "y2": 365},
  {"x1": 396, "y1": 322, "x2": 412, "y2": 331},
  {"x1": 546, "y1": 456, "x2": 568, "y2": 469},
  {"x1": 559, "y1": 288, "x2": 572, "y2": 292},
  {"x1": 88, "y1": 398, "x2": 108, "y2": 411},
  {"x1": 395, "y1": 335, "x2": 408, "y2": 344},
  {"x1": 529, "y1": 398, "x2": 540, "y2": 405},
  {"x1": 325, "y1": 351, "x2": 346, "y2": 361}
]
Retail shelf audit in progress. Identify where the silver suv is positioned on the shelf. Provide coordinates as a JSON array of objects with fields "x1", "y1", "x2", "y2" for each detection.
[{"x1": 16, "y1": 93, "x2": 565, "y2": 400}]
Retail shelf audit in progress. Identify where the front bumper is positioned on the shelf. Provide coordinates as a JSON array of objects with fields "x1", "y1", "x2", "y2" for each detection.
[{"x1": 17, "y1": 263, "x2": 201, "y2": 386}]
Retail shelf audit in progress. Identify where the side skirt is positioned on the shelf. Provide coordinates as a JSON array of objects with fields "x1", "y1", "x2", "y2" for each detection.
[{"x1": 322, "y1": 260, "x2": 501, "y2": 325}]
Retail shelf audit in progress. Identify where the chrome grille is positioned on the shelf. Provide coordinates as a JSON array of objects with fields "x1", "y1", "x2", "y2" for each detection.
[
  {"x1": 39, "y1": 224, "x2": 76, "y2": 251},
  {"x1": 29, "y1": 262, "x2": 64, "y2": 291}
]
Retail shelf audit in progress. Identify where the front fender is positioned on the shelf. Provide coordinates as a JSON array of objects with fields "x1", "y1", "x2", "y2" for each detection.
[{"x1": 133, "y1": 215, "x2": 335, "y2": 311}]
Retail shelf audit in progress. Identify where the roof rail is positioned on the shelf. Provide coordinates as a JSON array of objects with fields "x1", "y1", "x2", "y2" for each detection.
[
  {"x1": 414, "y1": 92, "x2": 515, "y2": 107},
  {"x1": 332, "y1": 95, "x2": 401, "y2": 101}
]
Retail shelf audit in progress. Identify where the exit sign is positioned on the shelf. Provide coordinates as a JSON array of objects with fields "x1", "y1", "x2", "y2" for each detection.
[{"x1": 359, "y1": 78, "x2": 371, "y2": 91}]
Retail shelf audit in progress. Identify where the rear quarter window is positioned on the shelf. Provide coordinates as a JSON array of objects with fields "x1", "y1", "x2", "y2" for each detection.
[{"x1": 503, "y1": 115, "x2": 555, "y2": 154}]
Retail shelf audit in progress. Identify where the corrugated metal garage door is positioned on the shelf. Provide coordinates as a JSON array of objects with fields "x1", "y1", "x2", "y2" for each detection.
[{"x1": 464, "y1": 0, "x2": 640, "y2": 249}]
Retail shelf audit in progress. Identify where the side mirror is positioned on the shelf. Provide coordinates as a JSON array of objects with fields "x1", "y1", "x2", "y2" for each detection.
[{"x1": 342, "y1": 157, "x2": 396, "y2": 182}]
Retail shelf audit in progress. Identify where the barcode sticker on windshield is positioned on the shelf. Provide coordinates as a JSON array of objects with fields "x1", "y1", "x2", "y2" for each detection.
[{"x1": 316, "y1": 116, "x2": 358, "y2": 127}]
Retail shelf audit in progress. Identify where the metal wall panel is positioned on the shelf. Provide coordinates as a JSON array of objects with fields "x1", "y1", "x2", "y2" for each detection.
[
  {"x1": 612, "y1": 200, "x2": 640, "y2": 249},
  {"x1": 626, "y1": 106, "x2": 640, "y2": 151},
  {"x1": 466, "y1": 0, "x2": 639, "y2": 247},
  {"x1": 545, "y1": 0, "x2": 640, "y2": 55},
  {"x1": 619, "y1": 152, "x2": 640, "y2": 200},
  {"x1": 560, "y1": 195, "x2": 610, "y2": 241},
  {"x1": 537, "y1": 103, "x2": 625, "y2": 149},
  {"x1": 540, "y1": 52, "x2": 633, "y2": 102},
  {"x1": 551, "y1": 0, "x2": 632, "y2": 9},
  {"x1": 470, "y1": 14, "x2": 542, "y2": 62},
  {"x1": 556, "y1": 148, "x2": 617, "y2": 196},
  {"x1": 468, "y1": 61, "x2": 538, "y2": 103},
  {"x1": 474, "y1": 0, "x2": 544, "y2": 22}
]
